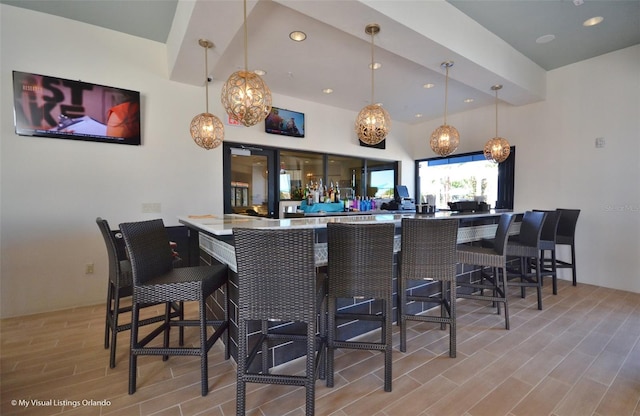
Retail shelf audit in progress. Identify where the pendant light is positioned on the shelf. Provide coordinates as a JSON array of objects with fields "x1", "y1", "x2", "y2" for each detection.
[
  {"x1": 483, "y1": 84, "x2": 511, "y2": 163},
  {"x1": 190, "y1": 39, "x2": 224, "y2": 150},
  {"x1": 355, "y1": 23, "x2": 391, "y2": 145},
  {"x1": 221, "y1": 0, "x2": 272, "y2": 127},
  {"x1": 429, "y1": 61, "x2": 459, "y2": 156}
]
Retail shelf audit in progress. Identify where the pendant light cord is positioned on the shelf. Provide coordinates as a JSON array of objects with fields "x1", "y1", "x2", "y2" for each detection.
[
  {"x1": 370, "y1": 30, "x2": 375, "y2": 105},
  {"x1": 495, "y1": 88, "x2": 499, "y2": 137},
  {"x1": 243, "y1": 0, "x2": 248, "y2": 73},
  {"x1": 204, "y1": 45, "x2": 209, "y2": 113},
  {"x1": 444, "y1": 65, "x2": 449, "y2": 125}
]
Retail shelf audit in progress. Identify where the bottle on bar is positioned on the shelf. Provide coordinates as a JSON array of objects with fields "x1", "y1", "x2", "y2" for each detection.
[
  {"x1": 313, "y1": 182, "x2": 319, "y2": 204},
  {"x1": 329, "y1": 181, "x2": 334, "y2": 203}
]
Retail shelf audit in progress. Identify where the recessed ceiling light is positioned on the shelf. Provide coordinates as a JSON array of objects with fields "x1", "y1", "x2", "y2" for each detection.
[
  {"x1": 464, "y1": 98, "x2": 474, "y2": 103},
  {"x1": 536, "y1": 34, "x2": 556, "y2": 44},
  {"x1": 322, "y1": 88, "x2": 333, "y2": 94},
  {"x1": 423, "y1": 83, "x2": 435, "y2": 89},
  {"x1": 369, "y1": 62, "x2": 382, "y2": 70},
  {"x1": 254, "y1": 69, "x2": 266, "y2": 76},
  {"x1": 415, "y1": 113, "x2": 423, "y2": 118},
  {"x1": 583, "y1": 16, "x2": 604, "y2": 27},
  {"x1": 289, "y1": 31, "x2": 307, "y2": 41}
]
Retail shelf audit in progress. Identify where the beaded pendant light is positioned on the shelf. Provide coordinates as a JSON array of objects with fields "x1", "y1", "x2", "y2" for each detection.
[
  {"x1": 429, "y1": 61, "x2": 459, "y2": 156},
  {"x1": 355, "y1": 23, "x2": 391, "y2": 145},
  {"x1": 221, "y1": 0, "x2": 272, "y2": 127},
  {"x1": 483, "y1": 84, "x2": 511, "y2": 163},
  {"x1": 189, "y1": 39, "x2": 224, "y2": 150}
]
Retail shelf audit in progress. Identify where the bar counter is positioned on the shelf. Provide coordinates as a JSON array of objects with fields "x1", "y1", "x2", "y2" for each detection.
[
  {"x1": 179, "y1": 209, "x2": 515, "y2": 237},
  {"x1": 178, "y1": 210, "x2": 518, "y2": 367}
]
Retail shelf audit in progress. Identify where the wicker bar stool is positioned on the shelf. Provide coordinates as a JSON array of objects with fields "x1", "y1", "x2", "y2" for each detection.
[
  {"x1": 533, "y1": 209, "x2": 562, "y2": 294},
  {"x1": 119, "y1": 219, "x2": 229, "y2": 396},
  {"x1": 505, "y1": 211, "x2": 547, "y2": 310},
  {"x1": 457, "y1": 213, "x2": 515, "y2": 330},
  {"x1": 96, "y1": 217, "x2": 183, "y2": 369},
  {"x1": 398, "y1": 218, "x2": 459, "y2": 357},
  {"x1": 233, "y1": 227, "x2": 326, "y2": 416},
  {"x1": 555, "y1": 209, "x2": 581, "y2": 286},
  {"x1": 326, "y1": 222, "x2": 395, "y2": 392}
]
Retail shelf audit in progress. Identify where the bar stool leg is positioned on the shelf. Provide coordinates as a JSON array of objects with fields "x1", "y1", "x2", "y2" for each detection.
[
  {"x1": 449, "y1": 281, "x2": 457, "y2": 358},
  {"x1": 571, "y1": 244, "x2": 577, "y2": 286},
  {"x1": 383, "y1": 298, "x2": 392, "y2": 392},
  {"x1": 326, "y1": 296, "x2": 336, "y2": 388},
  {"x1": 500, "y1": 266, "x2": 510, "y2": 330},
  {"x1": 236, "y1": 319, "x2": 247, "y2": 416}
]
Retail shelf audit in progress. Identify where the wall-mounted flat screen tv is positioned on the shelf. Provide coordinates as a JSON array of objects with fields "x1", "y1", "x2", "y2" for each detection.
[
  {"x1": 12, "y1": 71, "x2": 141, "y2": 145},
  {"x1": 265, "y1": 106, "x2": 305, "y2": 138}
]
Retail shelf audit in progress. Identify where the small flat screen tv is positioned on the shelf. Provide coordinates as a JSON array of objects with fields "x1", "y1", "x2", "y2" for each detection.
[
  {"x1": 12, "y1": 71, "x2": 141, "y2": 145},
  {"x1": 265, "y1": 106, "x2": 304, "y2": 138},
  {"x1": 359, "y1": 138, "x2": 385, "y2": 149},
  {"x1": 394, "y1": 185, "x2": 410, "y2": 200}
]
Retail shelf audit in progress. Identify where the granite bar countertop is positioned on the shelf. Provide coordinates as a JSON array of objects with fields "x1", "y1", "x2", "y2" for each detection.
[{"x1": 178, "y1": 210, "x2": 514, "y2": 237}]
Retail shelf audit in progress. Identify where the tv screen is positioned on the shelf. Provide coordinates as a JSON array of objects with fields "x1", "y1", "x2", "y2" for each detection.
[
  {"x1": 265, "y1": 106, "x2": 304, "y2": 138},
  {"x1": 12, "y1": 71, "x2": 141, "y2": 145}
]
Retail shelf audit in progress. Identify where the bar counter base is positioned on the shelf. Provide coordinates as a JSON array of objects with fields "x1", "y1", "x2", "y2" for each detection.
[{"x1": 180, "y1": 211, "x2": 519, "y2": 369}]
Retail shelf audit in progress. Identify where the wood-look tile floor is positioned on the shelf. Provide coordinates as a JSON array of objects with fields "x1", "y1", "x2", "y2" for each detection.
[{"x1": 2, "y1": 279, "x2": 640, "y2": 416}]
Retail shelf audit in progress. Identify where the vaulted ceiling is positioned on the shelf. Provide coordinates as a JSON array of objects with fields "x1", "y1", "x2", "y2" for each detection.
[{"x1": 3, "y1": 0, "x2": 638, "y2": 123}]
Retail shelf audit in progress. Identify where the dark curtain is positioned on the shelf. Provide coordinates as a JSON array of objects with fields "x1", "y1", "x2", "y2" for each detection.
[{"x1": 496, "y1": 146, "x2": 515, "y2": 209}]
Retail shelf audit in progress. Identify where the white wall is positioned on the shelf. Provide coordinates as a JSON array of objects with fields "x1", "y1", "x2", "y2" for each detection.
[
  {"x1": 2, "y1": 5, "x2": 638, "y2": 318},
  {"x1": 410, "y1": 44, "x2": 640, "y2": 293},
  {"x1": 0, "y1": 5, "x2": 413, "y2": 318}
]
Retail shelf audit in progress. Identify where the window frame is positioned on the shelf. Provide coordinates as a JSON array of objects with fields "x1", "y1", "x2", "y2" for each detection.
[{"x1": 414, "y1": 147, "x2": 515, "y2": 210}]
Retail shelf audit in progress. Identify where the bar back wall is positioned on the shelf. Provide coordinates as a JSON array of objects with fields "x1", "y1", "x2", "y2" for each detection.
[{"x1": 1, "y1": 4, "x2": 638, "y2": 318}]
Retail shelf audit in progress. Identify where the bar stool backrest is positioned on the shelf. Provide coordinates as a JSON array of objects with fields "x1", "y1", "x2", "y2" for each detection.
[
  {"x1": 97, "y1": 217, "x2": 130, "y2": 288},
  {"x1": 494, "y1": 213, "x2": 516, "y2": 255},
  {"x1": 120, "y1": 219, "x2": 175, "y2": 286},
  {"x1": 539, "y1": 210, "x2": 561, "y2": 242},
  {"x1": 327, "y1": 222, "x2": 395, "y2": 299},
  {"x1": 233, "y1": 227, "x2": 317, "y2": 322},
  {"x1": 557, "y1": 209, "x2": 581, "y2": 239},
  {"x1": 400, "y1": 218, "x2": 459, "y2": 281},
  {"x1": 518, "y1": 211, "x2": 547, "y2": 248}
]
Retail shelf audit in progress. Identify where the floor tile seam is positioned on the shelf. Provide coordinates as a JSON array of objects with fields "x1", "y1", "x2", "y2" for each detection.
[
  {"x1": 193, "y1": 403, "x2": 225, "y2": 416},
  {"x1": 507, "y1": 376, "x2": 572, "y2": 416},
  {"x1": 551, "y1": 375, "x2": 611, "y2": 416},
  {"x1": 317, "y1": 374, "x2": 385, "y2": 415},
  {"x1": 134, "y1": 379, "x2": 216, "y2": 415},
  {"x1": 246, "y1": 386, "x2": 305, "y2": 415},
  {"x1": 496, "y1": 372, "x2": 574, "y2": 416},
  {"x1": 456, "y1": 312, "x2": 506, "y2": 331},
  {"x1": 594, "y1": 308, "x2": 640, "y2": 361},
  {"x1": 582, "y1": 370, "x2": 629, "y2": 416},
  {"x1": 439, "y1": 349, "x2": 501, "y2": 386},
  {"x1": 543, "y1": 345, "x2": 599, "y2": 395},
  {"x1": 422, "y1": 354, "x2": 532, "y2": 416},
  {"x1": 405, "y1": 371, "x2": 429, "y2": 387},
  {"x1": 555, "y1": 296, "x2": 610, "y2": 335},
  {"x1": 0, "y1": 365, "x2": 111, "y2": 397},
  {"x1": 568, "y1": 302, "x2": 628, "y2": 359},
  {"x1": 470, "y1": 302, "x2": 551, "y2": 350},
  {"x1": 101, "y1": 402, "x2": 142, "y2": 416},
  {"x1": 373, "y1": 375, "x2": 451, "y2": 415},
  {"x1": 593, "y1": 326, "x2": 640, "y2": 392}
]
